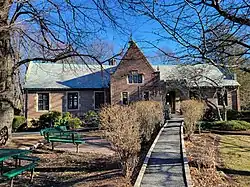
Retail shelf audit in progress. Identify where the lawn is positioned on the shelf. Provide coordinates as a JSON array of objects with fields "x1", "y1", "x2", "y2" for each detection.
[{"x1": 219, "y1": 135, "x2": 250, "y2": 187}]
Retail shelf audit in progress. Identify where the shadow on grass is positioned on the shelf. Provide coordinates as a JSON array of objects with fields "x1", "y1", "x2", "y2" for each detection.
[
  {"x1": 217, "y1": 166, "x2": 250, "y2": 176},
  {"x1": 36, "y1": 169, "x2": 122, "y2": 187}
]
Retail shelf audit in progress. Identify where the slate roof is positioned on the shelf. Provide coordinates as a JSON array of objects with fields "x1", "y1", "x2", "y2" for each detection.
[
  {"x1": 24, "y1": 62, "x2": 239, "y2": 90},
  {"x1": 155, "y1": 64, "x2": 240, "y2": 87},
  {"x1": 24, "y1": 62, "x2": 116, "y2": 89}
]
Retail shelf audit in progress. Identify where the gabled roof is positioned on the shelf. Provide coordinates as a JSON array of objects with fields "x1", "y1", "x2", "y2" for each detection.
[
  {"x1": 153, "y1": 64, "x2": 239, "y2": 87},
  {"x1": 24, "y1": 62, "x2": 239, "y2": 90},
  {"x1": 24, "y1": 62, "x2": 116, "y2": 90},
  {"x1": 113, "y1": 40, "x2": 155, "y2": 74}
]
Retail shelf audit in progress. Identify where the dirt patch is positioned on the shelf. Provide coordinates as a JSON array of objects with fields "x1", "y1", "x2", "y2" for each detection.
[{"x1": 185, "y1": 133, "x2": 239, "y2": 187}]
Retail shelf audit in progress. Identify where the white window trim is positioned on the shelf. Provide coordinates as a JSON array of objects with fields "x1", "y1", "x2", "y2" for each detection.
[
  {"x1": 127, "y1": 73, "x2": 144, "y2": 85},
  {"x1": 66, "y1": 91, "x2": 80, "y2": 111},
  {"x1": 36, "y1": 92, "x2": 50, "y2": 112},
  {"x1": 121, "y1": 91, "x2": 129, "y2": 105},
  {"x1": 94, "y1": 91, "x2": 105, "y2": 110}
]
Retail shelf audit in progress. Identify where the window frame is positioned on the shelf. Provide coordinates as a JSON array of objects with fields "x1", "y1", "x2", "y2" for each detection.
[
  {"x1": 127, "y1": 71, "x2": 144, "y2": 84},
  {"x1": 37, "y1": 92, "x2": 50, "y2": 112},
  {"x1": 67, "y1": 91, "x2": 79, "y2": 111},
  {"x1": 121, "y1": 92, "x2": 129, "y2": 105},
  {"x1": 94, "y1": 91, "x2": 105, "y2": 110}
]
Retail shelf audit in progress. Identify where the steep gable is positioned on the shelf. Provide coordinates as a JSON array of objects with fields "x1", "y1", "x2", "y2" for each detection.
[
  {"x1": 110, "y1": 41, "x2": 160, "y2": 104},
  {"x1": 113, "y1": 40, "x2": 155, "y2": 76}
]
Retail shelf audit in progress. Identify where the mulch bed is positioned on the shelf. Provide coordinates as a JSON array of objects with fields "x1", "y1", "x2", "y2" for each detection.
[{"x1": 185, "y1": 133, "x2": 240, "y2": 187}]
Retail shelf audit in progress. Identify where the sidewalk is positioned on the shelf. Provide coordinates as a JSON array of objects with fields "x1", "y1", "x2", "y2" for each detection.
[{"x1": 140, "y1": 119, "x2": 186, "y2": 187}]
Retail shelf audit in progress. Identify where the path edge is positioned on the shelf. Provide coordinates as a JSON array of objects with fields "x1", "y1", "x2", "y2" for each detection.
[
  {"x1": 134, "y1": 122, "x2": 168, "y2": 187},
  {"x1": 180, "y1": 121, "x2": 193, "y2": 187}
]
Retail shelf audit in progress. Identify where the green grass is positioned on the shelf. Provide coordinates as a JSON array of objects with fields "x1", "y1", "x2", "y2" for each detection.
[{"x1": 219, "y1": 135, "x2": 250, "y2": 187}]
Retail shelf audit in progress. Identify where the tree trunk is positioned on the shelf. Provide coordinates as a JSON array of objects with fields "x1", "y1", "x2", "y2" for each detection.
[
  {"x1": 0, "y1": 1, "x2": 14, "y2": 145},
  {"x1": 223, "y1": 103, "x2": 227, "y2": 121}
]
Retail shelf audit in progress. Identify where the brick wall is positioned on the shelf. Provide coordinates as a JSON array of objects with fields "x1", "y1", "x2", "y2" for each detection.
[
  {"x1": 26, "y1": 89, "x2": 109, "y2": 120},
  {"x1": 110, "y1": 41, "x2": 161, "y2": 104},
  {"x1": 26, "y1": 91, "x2": 64, "y2": 119}
]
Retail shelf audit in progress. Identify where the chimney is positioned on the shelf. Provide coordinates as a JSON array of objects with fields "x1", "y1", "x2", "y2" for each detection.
[{"x1": 109, "y1": 58, "x2": 116, "y2": 66}]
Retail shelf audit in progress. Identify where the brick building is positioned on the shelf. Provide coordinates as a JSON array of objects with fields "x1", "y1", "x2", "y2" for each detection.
[{"x1": 24, "y1": 41, "x2": 240, "y2": 120}]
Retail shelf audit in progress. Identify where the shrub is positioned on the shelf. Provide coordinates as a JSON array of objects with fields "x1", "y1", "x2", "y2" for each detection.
[
  {"x1": 12, "y1": 116, "x2": 26, "y2": 132},
  {"x1": 68, "y1": 117, "x2": 82, "y2": 129},
  {"x1": 83, "y1": 110, "x2": 100, "y2": 127},
  {"x1": 100, "y1": 105, "x2": 140, "y2": 180},
  {"x1": 30, "y1": 119, "x2": 39, "y2": 127},
  {"x1": 227, "y1": 110, "x2": 250, "y2": 120},
  {"x1": 132, "y1": 101, "x2": 163, "y2": 143},
  {"x1": 39, "y1": 111, "x2": 61, "y2": 128},
  {"x1": 215, "y1": 120, "x2": 249, "y2": 131},
  {"x1": 203, "y1": 108, "x2": 218, "y2": 121},
  {"x1": 181, "y1": 99, "x2": 205, "y2": 139},
  {"x1": 200, "y1": 120, "x2": 250, "y2": 131}
]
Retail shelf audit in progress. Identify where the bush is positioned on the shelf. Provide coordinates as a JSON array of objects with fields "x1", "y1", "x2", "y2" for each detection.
[
  {"x1": 203, "y1": 108, "x2": 218, "y2": 121},
  {"x1": 83, "y1": 110, "x2": 100, "y2": 127},
  {"x1": 68, "y1": 117, "x2": 82, "y2": 129},
  {"x1": 39, "y1": 111, "x2": 61, "y2": 128},
  {"x1": 181, "y1": 100, "x2": 205, "y2": 139},
  {"x1": 12, "y1": 116, "x2": 26, "y2": 132},
  {"x1": 100, "y1": 105, "x2": 140, "y2": 180},
  {"x1": 132, "y1": 101, "x2": 163, "y2": 143},
  {"x1": 227, "y1": 110, "x2": 250, "y2": 120},
  {"x1": 201, "y1": 120, "x2": 250, "y2": 131}
]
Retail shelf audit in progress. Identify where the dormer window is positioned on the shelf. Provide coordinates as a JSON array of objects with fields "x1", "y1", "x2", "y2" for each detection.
[{"x1": 128, "y1": 71, "x2": 143, "y2": 84}]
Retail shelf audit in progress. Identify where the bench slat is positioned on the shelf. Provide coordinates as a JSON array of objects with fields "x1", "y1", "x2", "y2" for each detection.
[
  {"x1": 14, "y1": 155, "x2": 40, "y2": 162},
  {"x1": 3, "y1": 163, "x2": 37, "y2": 179},
  {"x1": 49, "y1": 138, "x2": 84, "y2": 144}
]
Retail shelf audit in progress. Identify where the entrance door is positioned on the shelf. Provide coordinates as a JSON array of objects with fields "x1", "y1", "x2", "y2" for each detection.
[{"x1": 166, "y1": 91, "x2": 176, "y2": 113}]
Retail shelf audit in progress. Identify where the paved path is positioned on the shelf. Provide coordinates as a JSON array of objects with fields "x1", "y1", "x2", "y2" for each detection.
[{"x1": 140, "y1": 119, "x2": 186, "y2": 187}]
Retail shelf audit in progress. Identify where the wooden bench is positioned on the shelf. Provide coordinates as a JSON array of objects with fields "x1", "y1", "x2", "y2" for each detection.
[{"x1": 3, "y1": 162, "x2": 37, "y2": 187}]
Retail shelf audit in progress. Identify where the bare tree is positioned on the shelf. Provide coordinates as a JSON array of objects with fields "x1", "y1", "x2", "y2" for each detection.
[
  {"x1": 0, "y1": 0, "x2": 124, "y2": 144},
  {"x1": 119, "y1": 0, "x2": 250, "y2": 72}
]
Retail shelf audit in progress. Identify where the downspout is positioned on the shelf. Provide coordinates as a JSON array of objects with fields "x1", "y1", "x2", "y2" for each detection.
[{"x1": 25, "y1": 89, "x2": 28, "y2": 120}]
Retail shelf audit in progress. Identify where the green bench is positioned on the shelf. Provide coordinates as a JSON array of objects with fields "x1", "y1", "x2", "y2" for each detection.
[
  {"x1": 13, "y1": 155, "x2": 40, "y2": 167},
  {"x1": 41, "y1": 128, "x2": 84, "y2": 153},
  {"x1": 3, "y1": 162, "x2": 37, "y2": 187}
]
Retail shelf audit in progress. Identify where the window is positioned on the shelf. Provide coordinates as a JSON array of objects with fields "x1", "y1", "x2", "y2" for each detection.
[
  {"x1": 122, "y1": 92, "x2": 129, "y2": 105},
  {"x1": 95, "y1": 91, "x2": 105, "y2": 109},
  {"x1": 143, "y1": 91, "x2": 149, "y2": 101},
  {"x1": 38, "y1": 93, "x2": 49, "y2": 111},
  {"x1": 217, "y1": 91, "x2": 228, "y2": 106},
  {"x1": 68, "y1": 92, "x2": 78, "y2": 109},
  {"x1": 128, "y1": 71, "x2": 143, "y2": 84}
]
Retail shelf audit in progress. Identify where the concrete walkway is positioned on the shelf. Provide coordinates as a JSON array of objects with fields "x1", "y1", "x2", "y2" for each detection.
[{"x1": 140, "y1": 119, "x2": 186, "y2": 187}]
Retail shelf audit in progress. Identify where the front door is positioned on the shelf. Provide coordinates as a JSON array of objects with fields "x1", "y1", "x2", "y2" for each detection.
[{"x1": 166, "y1": 91, "x2": 176, "y2": 113}]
